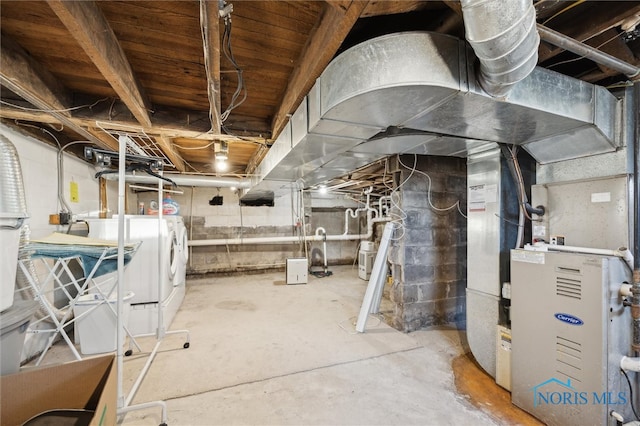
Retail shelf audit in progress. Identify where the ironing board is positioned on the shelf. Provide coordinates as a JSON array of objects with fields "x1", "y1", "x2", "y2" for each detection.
[{"x1": 18, "y1": 232, "x2": 140, "y2": 365}]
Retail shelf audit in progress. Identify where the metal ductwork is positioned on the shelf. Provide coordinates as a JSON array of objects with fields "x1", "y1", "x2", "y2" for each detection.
[
  {"x1": 461, "y1": 0, "x2": 539, "y2": 98},
  {"x1": 243, "y1": 31, "x2": 622, "y2": 201}
]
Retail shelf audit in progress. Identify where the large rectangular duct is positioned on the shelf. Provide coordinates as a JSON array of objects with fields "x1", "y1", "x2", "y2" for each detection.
[{"x1": 243, "y1": 32, "x2": 623, "y2": 200}]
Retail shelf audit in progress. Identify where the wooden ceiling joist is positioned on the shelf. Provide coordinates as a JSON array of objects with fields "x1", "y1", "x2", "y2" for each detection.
[
  {"x1": 47, "y1": 0, "x2": 153, "y2": 127},
  {"x1": 200, "y1": 0, "x2": 222, "y2": 135},
  {"x1": 0, "y1": 105, "x2": 268, "y2": 146},
  {"x1": 157, "y1": 135, "x2": 187, "y2": 172},
  {"x1": 0, "y1": 35, "x2": 117, "y2": 151},
  {"x1": 537, "y1": 3, "x2": 640, "y2": 63},
  {"x1": 270, "y1": 0, "x2": 369, "y2": 139}
]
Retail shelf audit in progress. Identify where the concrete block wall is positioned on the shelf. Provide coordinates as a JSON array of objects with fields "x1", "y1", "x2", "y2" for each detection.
[
  {"x1": 387, "y1": 155, "x2": 467, "y2": 332},
  {"x1": 136, "y1": 187, "x2": 366, "y2": 275}
]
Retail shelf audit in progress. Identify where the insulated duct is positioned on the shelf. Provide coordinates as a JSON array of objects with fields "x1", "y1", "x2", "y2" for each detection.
[{"x1": 461, "y1": 0, "x2": 539, "y2": 97}]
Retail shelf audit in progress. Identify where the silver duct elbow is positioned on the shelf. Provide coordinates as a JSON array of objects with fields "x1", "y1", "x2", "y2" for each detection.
[{"x1": 461, "y1": 0, "x2": 539, "y2": 98}]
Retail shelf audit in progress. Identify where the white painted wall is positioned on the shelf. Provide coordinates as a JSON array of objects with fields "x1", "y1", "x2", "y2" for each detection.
[
  {"x1": 0, "y1": 124, "x2": 118, "y2": 238},
  {"x1": 1, "y1": 123, "x2": 118, "y2": 364},
  {"x1": 136, "y1": 186, "x2": 299, "y2": 228}
]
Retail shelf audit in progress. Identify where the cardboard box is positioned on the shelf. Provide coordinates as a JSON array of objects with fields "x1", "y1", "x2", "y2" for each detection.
[{"x1": 1, "y1": 354, "x2": 116, "y2": 426}]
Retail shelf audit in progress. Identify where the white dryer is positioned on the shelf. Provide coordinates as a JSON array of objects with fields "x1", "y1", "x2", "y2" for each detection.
[
  {"x1": 87, "y1": 216, "x2": 176, "y2": 304},
  {"x1": 164, "y1": 215, "x2": 188, "y2": 287},
  {"x1": 86, "y1": 215, "x2": 187, "y2": 335}
]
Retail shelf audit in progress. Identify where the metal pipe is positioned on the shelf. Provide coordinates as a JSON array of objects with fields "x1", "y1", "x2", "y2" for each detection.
[
  {"x1": 102, "y1": 172, "x2": 251, "y2": 188},
  {"x1": 461, "y1": 0, "x2": 539, "y2": 97},
  {"x1": 632, "y1": 81, "x2": 640, "y2": 352},
  {"x1": 537, "y1": 24, "x2": 640, "y2": 79}
]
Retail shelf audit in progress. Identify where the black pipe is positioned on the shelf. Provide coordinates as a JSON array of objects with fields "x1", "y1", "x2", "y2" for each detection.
[{"x1": 525, "y1": 203, "x2": 545, "y2": 217}]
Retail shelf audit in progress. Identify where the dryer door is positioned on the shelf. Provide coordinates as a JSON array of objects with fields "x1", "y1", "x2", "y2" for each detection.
[
  {"x1": 178, "y1": 226, "x2": 188, "y2": 263},
  {"x1": 167, "y1": 228, "x2": 178, "y2": 279}
]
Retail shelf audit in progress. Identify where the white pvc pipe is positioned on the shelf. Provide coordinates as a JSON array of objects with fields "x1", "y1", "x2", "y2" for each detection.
[
  {"x1": 116, "y1": 136, "x2": 126, "y2": 409},
  {"x1": 621, "y1": 356, "x2": 640, "y2": 372},
  {"x1": 621, "y1": 284, "x2": 633, "y2": 297},
  {"x1": 188, "y1": 216, "x2": 389, "y2": 247},
  {"x1": 103, "y1": 172, "x2": 251, "y2": 188},
  {"x1": 532, "y1": 243, "x2": 634, "y2": 270}
]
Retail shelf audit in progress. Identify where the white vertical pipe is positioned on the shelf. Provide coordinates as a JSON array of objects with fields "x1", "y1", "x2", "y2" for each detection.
[
  {"x1": 157, "y1": 172, "x2": 165, "y2": 339},
  {"x1": 116, "y1": 136, "x2": 127, "y2": 409}
]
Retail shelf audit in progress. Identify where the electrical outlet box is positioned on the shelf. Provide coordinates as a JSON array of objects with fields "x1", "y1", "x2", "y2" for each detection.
[{"x1": 286, "y1": 258, "x2": 307, "y2": 285}]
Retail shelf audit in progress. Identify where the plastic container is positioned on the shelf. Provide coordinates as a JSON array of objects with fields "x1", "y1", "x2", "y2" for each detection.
[
  {"x1": 360, "y1": 241, "x2": 375, "y2": 252},
  {"x1": 73, "y1": 292, "x2": 134, "y2": 355},
  {"x1": 0, "y1": 300, "x2": 38, "y2": 375},
  {"x1": 0, "y1": 213, "x2": 27, "y2": 312}
]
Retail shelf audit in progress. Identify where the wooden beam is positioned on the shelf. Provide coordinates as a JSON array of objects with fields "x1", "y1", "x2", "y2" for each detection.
[
  {"x1": 442, "y1": 1, "x2": 462, "y2": 15},
  {"x1": 244, "y1": 144, "x2": 269, "y2": 175},
  {"x1": 270, "y1": 0, "x2": 368, "y2": 139},
  {"x1": 200, "y1": 0, "x2": 222, "y2": 134},
  {"x1": 47, "y1": 0, "x2": 153, "y2": 127},
  {"x1": 99, "y1": 177, "x2": 108, "y2": 218},
  {"x1": 0, "y1": 34, "x2": 115, "y2": 150},
  {"x1": 0, "y1": 105, "x2": 270, "y2": 145},
  {"x1": 588, "y1": 29, "x2": 638, "y2": 69},
  {"x1": 85, "y1": 127, "x2": 120, "y2": 152},
  {"x1": 157, "y1": 136, "x2": 187, "y2": 172},
  {"x1": 0, "y1": 35, "x2": 71, "y2": 111},
  {"x1": 538, "y1": 2, "x2": 640, "y2": 63},
  {"x1": 579, "y1": 30, "x2": 639, "y2": 83},
  {"x1": 325, "y1": 0, "x2": 352, "y2": 12}
]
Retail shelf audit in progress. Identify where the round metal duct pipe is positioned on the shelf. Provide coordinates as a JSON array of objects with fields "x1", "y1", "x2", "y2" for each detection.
[{"x1": 461, "y1": 0, "x2": 539, "y2": 97}]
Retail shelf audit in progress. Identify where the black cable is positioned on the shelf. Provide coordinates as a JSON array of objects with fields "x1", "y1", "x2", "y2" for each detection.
[
  {"x1": 220, "y1": 15, "x2": 246, "y2": 121},
  {"x1": 621, "y1": 368, "x2": 640, "y2": 420},
  {"x1": 309, "y1": 268, "x2": 333, "y2": 278},
  {"x1": 95, "y1": 164, "x2": 177, "y2": 187}
]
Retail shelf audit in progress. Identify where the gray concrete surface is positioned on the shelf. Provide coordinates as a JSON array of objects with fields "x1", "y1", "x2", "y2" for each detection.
[
  {"x1": 24, "y1": 265, "x2": 496, "y2": 425},
  {"x1": 119, "y1": 265, "x2": 495, "y2": 425}
]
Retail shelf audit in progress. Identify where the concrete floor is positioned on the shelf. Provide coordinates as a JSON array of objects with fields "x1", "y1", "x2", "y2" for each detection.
[{"x1": 29, "y1": 265, "x2": 530, "y2": 425}]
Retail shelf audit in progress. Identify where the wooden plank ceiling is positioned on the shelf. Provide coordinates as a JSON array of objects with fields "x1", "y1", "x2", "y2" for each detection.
[{"x1": 1, "y1": 1, "x2": 639, "y2": 191}]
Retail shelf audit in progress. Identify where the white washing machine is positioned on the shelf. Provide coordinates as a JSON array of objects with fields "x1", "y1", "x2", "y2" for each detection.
[
  {"x1": 87, "y1": 216, "x2": 176, "y2": 303},
  {"x1": 86, "y1": 215, "x2": 187, "y2": 335}
]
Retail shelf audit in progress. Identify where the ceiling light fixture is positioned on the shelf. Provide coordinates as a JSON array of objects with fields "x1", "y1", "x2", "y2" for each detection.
[{"x1": 215, "y1": 141, "x2": 229, "y2": 162}]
